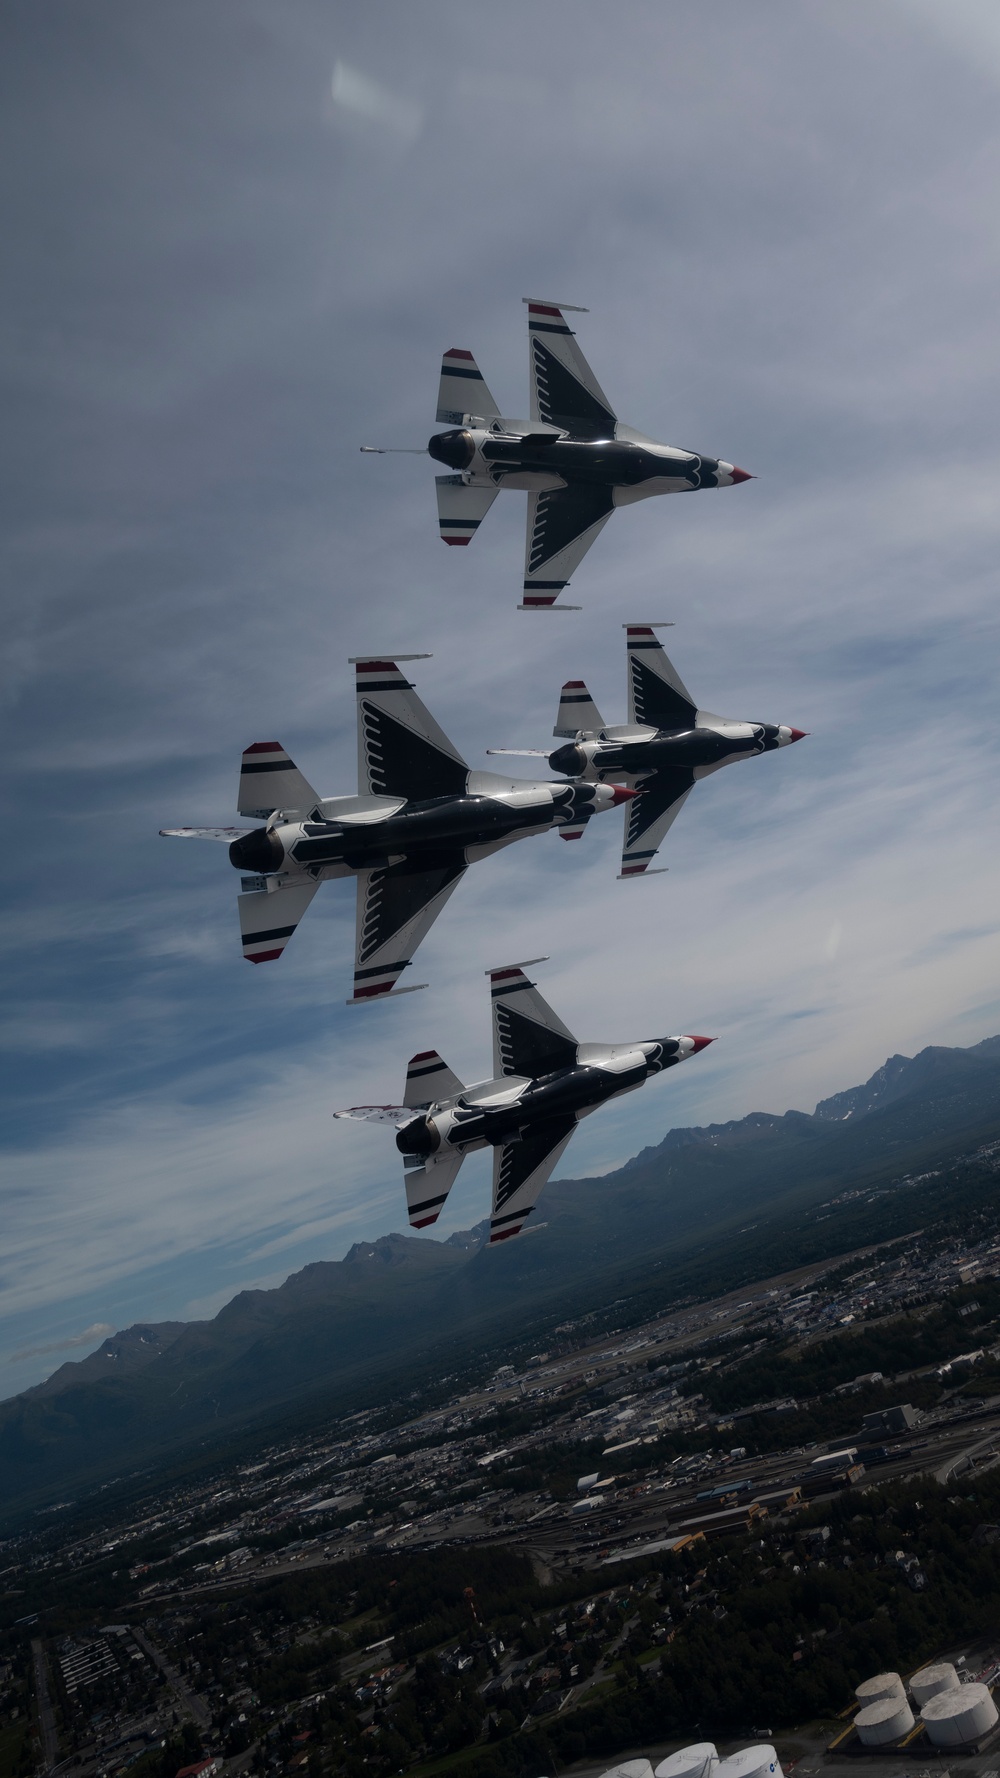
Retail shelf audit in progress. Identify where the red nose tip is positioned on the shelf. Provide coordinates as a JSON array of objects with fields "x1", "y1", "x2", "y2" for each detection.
[
  {"x1": 789, "y1": 728, "x2": 807, "y2": 742},
  {"x1": 730, "y1": 467, "x2": 753, "y2": 484},
  {"x1": 610, "y1": 785, "x2": 638, "y2": 805},
  {"x1": 687, "y1": 1035, "x2": 715, "y2": 1053}
]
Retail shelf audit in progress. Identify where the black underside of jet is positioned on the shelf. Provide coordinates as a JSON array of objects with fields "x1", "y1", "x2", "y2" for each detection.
[
  {"x1": 427, "y1": 429, "x2": 722, "y2": 490},
  {"x1": 398, "y1": 1039, "x2": 683, "y2": 1159}
]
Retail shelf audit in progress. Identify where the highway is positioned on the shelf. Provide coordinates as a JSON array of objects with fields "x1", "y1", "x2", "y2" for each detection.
[{"x1": 31, "y1": 1638, "x2": 60, "y2": 1773}]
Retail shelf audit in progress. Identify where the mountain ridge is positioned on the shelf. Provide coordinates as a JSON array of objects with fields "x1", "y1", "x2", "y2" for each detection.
[{"x1": 4, "y1": 1035, "x2": 1000, "y2": 1515}]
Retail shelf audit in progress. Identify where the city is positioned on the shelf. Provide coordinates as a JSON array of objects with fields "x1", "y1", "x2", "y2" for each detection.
[{"x1": 7, "y1": 1191, "x2": 1000, "y2": 1778}]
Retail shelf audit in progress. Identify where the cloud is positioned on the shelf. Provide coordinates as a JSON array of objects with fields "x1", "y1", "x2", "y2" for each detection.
[
  {"x1": 4, "y1": 0, "x2": 1000, "y2": 1394},
  {"x1": 329, "y1": 59, "x2": 423, "y2": 145},
  {"x1": 10, "y1": 1323, "x2": 115, "y2": 1363}
]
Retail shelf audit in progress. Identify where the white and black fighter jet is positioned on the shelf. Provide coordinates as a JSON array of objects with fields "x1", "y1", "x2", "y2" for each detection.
[
  {"x1": 160, "y1": 659, "x2": 634, "y2": 1004},
  {"x1": 335, "y1": 959, "x2": 713, "y2": 1243},
  {"x1": 426, "y1": 300, "x2": 751, "y2": 609},
  {"x1": 489, "y1": 625, "x2": 805, "y2": 877}
]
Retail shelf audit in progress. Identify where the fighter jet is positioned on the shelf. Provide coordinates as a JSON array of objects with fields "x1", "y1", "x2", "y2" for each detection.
[
  {"x1": 426, "y1": 300, "x2": 751, "y2": 609},
  {"x1": 335, "y1": 959, "x2": 713, "y2": 1243},
  {"x1": 160, "y1": 658, "x2": 634, "y2": 1004},
  {"x1": 488, "y1": 624, "x2": 806, "y2": 877}
]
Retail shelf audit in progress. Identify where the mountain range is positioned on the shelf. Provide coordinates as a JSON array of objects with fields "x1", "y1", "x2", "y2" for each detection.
[{"x1": 4, "y1": 1035, "x2": 1000, "y2": 1518}]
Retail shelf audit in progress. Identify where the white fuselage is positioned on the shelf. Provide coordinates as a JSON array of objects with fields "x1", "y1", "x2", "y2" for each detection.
[
  {"x1": 397, "y1": 1036, "x2": 704, "y2": 1161},
  {"x1": 228, "y1": 772, "x2": 626, "y2": 885}
]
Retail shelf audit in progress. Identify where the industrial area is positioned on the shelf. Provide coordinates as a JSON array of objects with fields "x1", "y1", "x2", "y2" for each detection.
[{"x1": 5, "y1": 1216, "x2": 1000, "y2": 1778}]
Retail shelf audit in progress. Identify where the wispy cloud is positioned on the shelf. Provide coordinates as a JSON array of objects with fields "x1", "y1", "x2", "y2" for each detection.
[
  {"x1": 329, "y1": 60, "x2": 423, "y2": 146},
  {"x1": 10, "y1": 1323, "x2": 115, "y2": 1363},
  {"x1": 3, "y1": 1, "x2": 1000, "y2": 1395}
]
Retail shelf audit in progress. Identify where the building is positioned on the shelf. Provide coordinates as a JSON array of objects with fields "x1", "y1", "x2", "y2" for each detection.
[{"x1": 861, "y1": 1403, "x2": 921, "y2": 1436}]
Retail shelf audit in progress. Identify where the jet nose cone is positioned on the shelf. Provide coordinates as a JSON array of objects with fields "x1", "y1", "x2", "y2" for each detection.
[
  {"x1": 788, "y1": 727, "x2": 808, "y2": 743},
  {"x1": 686, "y1": 1035, "x2": 715, "y2": 1053},
  {"x1": 730, "y1": 467, "x2": 753, "y2": 484},
  {"x1": 609, "y1": 785, "x2": 638, "y2": 806}
]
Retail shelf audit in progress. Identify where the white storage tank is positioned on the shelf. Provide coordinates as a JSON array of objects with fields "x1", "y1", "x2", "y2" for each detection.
[
  {"x1": 921, "y1": 1683, "x2": 998, "y2": 1746},
  {"x1": 856, "y1": 1671, "x2": 906, "y2": 1707},
  {"x1": 654, "y1": 1746, "x2": 718, "y2": 1778},
  {"x1": 855, "y1": 1698, "x2": 915, "y2": 1745},
  {"x1": 601, "y1": 1763, "x2": 654, "y2": 1778},
  {"x1": 714, "y1": 1746, "x2": 784, "y2": 1778},
  {"x1": 910, "y1": 1662, "x2": 960, "y2": 1707}
]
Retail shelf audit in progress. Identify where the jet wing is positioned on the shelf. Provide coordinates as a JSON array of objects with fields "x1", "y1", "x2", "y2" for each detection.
[
  {"x1": 353, "y1": 658, "x2": 468, "y2": 800},
  {"x1": 521, "y1": 485, "x2": 615, "y2": 609},
  {"x1": 626, "y1": 626, "x2": 698, "y2": 729},
  {"x1": 489, "y1": 962, "x2": 578, "y2": 1077},
  {"x1": 403, "y1": 1149, "x2": 467, "y2": 1230},
  {"x1": 619, "y1": 769, "x2": 695, "y2": 877},
  {"x1": 489, "y1": 1116, "x2": 577, "y2": 1243},
  {"x1": 436, "y1": 473, "x2": 499, "y2": 547},
  {"x1": 239, "y1": 878, "x2": 319, "y2": 962},
  {"x1": 350, "y1": 853, "x2": 467, "y2": 1002},
  {"x1": 525, "y1": 301, "x2": 617, "y2": 438}
]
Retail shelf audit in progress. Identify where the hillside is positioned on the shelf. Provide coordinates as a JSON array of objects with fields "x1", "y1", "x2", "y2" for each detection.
[{"x1": 3, "y1": 1035, "x2": 1000, "y2": 1512}]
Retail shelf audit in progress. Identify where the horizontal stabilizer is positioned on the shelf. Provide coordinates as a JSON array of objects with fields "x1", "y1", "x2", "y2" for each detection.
[
  {"x1": 403, "y1": 1149, "x2": 466, "y2": 1230},
  {"x1": 404, "y1": 1049, "x2": 464, "y2": 1108},
  {"x1": 436, "y1": 348, "x2": 500, "y2": 425},
  {"x1": 239, "y1": 878, "x2": 319, "y2": 963},
  {"x1": 238, "y1": 743, "x2": 321, "y2": 819},
  {"x1": 626, "y1": 627, "x2": 697, "y2": 730},
  {"x1": 554, "y1": 680, "x2": 605, "y2": 738},
  {"x1": 436, "y1": 474, "x2": 499, "y2": 547}
]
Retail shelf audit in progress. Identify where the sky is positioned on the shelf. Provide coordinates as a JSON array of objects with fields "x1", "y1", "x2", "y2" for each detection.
[{"x1": 4, "y1": 0, "x2": 1000, "y2": 1397}]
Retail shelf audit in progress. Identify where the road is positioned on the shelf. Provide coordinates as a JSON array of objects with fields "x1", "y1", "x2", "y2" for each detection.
[
  {"x1": 31, "y1": 1638, "x2": 60, "y2": 1772},
  {"x1": 131, "y1": 1627, "x2": 212, "y2": 1729}
]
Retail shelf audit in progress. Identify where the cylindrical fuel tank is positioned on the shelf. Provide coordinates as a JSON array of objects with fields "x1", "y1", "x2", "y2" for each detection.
[
  {"x1": 855, "y1": 1699, "x2": 915, "y2": 1745},
  {"x1": 921, "y1": 1684, "x2": 998, "y2": 1746},
  {"x1": 714, "y1": 1746, "x2": 783, "y2": 1778},
  {"x1": 856, "y1": 1672, "x2": 906, "y2": 1708},
  {"x1": 654, "y1": 1745, "x2": 718, "y2": 1778},
  {"x1": 910, "y1": 1663, "x2": 960, "y2": 1707}
]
